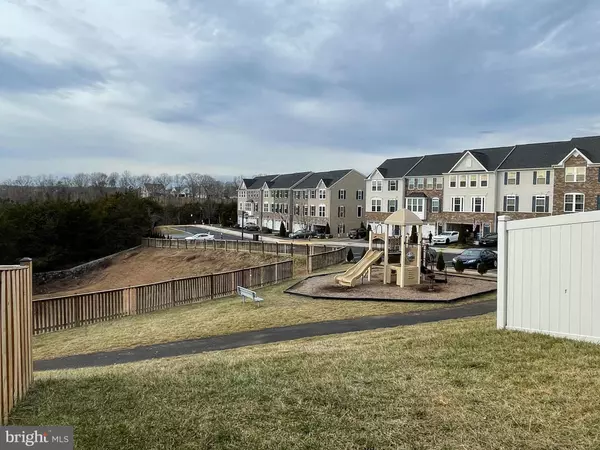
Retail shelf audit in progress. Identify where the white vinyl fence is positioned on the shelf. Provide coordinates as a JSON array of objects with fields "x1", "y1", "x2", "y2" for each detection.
[{"x1": 497, "y1": 211, "x2": 600, "y2": 343}]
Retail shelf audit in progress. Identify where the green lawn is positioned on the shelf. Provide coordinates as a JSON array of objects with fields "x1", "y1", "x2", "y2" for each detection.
[
  {"x1": 33, "y1": 271, "x2": 492, "y2": 360},
  {"x1": 14, "y1": 314, "x2": 600, "y2": 449}
]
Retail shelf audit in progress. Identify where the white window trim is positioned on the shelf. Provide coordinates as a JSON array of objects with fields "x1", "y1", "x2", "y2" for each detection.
[
  {"x1": 505, "y1": 195, "x2": 517, "y2": 212},
  {"x1": 507, "y1": 172, "x2": 517, "y2": 185},
  {"x1": 469, "y1": 175, "x2": 478, "y2": 188},
  {"x1": 431, "y1": 197, "x2": 440, "y2": 213},
  {"x1": 388, "y1": 180, "x2": 397, "y2": 191},
  {"x1": 534, "y1": 196, "x2": 547, "y2": 213},
  {"x1": 564, "y1": 193, "x2": 585, "y2": 213},
  {"x1": 435, "y1": 178, "x2": 444, "y2": 189},
  {"x1": 387, "y1": 199, "x2": 398, "y2": 213},
  {"x1": 417, "y1": 178, "x2": 425, "y2": 189},
  {"x1": 480, "y1": 174, "x2": 488, "y2": 187},
  {"x1": 449, "y1": 175, "x2": 457, "y2": 188},
  {"x1": 356, "y1": 190, "x2": 364, "y2": 200},
  {"x1": 357, "y1": 205, "x2": 363, "y2": 217},
  {"x1": 371, "y1": 198, "x2": 382, "y2": 212},
  {"x1": 426, "y1": 178, "x2": 434, "y2": 190},
  {"x1": 371, "y1": 180, "x2": 382, "y2": 191},
  {"x1": 406, "y1": 198, "x2": 424, "y2": 213},
  {"x1": 565, "y1": 167, "x2": 586, "y2": 182},
  {"x1": 459, "y1": 175, "x2": 467, "y2": 188},
  {"x1": 408, "y1": 178, "x2": 416, "y2": 190},
  {"x1": 451, "y1": 196, "x2": 464, "y2": 212},
  {"x1": 471, "y1": 196, "x2": 485, "y2": 213}
]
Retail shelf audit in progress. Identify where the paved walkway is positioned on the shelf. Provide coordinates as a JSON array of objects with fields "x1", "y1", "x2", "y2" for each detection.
[{"x1": 34, "y1": 300, "x2": 496, "y2": 372}]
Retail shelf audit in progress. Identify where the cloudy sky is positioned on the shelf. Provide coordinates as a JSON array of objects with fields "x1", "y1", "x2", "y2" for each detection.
[{"x1": 1, "y1": 0, "x2": 600, "y2": 180}]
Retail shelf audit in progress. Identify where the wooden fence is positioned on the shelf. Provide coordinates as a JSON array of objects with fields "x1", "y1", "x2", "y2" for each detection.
[
  {"x1": 32, "y1": 260, "x2": 293, "y2": 335},
  {"x1": 1, "y1": 259, "x2": 33, "y2": 425},
  {"x1": 142, "y1": 238, "x2": 346, "y2": 273},
  {"x1": 308, "y1": 247, "x2": 348, "y2": 273}
]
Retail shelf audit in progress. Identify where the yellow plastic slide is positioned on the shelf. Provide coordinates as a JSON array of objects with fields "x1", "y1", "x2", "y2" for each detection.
[{"x1": 335, "y1": 250, "x2": 383, "y2": 287}]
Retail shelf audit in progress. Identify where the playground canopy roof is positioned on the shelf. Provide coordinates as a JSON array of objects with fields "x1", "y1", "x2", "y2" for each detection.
[{"x1": 384, "y1": 209, "x2": 423, "y2": 226}]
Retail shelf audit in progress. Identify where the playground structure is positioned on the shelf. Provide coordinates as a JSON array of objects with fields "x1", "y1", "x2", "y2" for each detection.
[{"x1": 335, "y1": 209, "x2": 424, "y2": 288}]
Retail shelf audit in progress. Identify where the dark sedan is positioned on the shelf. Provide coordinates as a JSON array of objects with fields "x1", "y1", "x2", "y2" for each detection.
[
  {"x1": 452, "y1": 248, "x2": 497, "y2": 269},
  {"x1": 479, "y1": 233, "x2": 498, "y2": 247},
  {"x1": 348, "y1": 228, "x2": 367, "y2": 239}
]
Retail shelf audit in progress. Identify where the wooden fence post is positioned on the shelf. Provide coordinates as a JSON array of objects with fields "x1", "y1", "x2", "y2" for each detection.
[
  {"x1": 275, "y1": 263, "x2": 278, "y2": 283},
  {"x1": 19, "y1": 258, "x2": 33, "y2": 385},
  {"x1": 225, "y1": 240, "x2": 228, "y2": 251},
  {"x1": 291, "y1": 244, "x2": 294, "y2": 257},
  {"x1": 210, "y1": 274, "x2": 214, "y2": 299},
  {"x1": 204, "y1": 240, "x2": 207, "y2": 250},
  {"x1": 276, "y1": 242, "x2": 279, "y2": 256},
  {"x1": 213, "y1": 240, "x2": 216, "y2": 250},
  {"x1": 236, "y1": 240, "x2": 239, "y2": 252}
]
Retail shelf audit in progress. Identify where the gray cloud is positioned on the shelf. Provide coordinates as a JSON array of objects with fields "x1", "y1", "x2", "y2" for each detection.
[{"x1": 1, "y1": 0, "x2": 600, "y2": 179}]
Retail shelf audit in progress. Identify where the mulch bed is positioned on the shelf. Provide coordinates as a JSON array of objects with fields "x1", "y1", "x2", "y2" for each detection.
[{"x1": 286, "y1": 267, "x2": 496, "y2": 302}]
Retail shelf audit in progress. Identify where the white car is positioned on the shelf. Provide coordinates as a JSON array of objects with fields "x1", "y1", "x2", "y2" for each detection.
[
  {"x1": 431, "y1": 231, "x2": 459, "y2": 245},
  {"x1": 185, "y1": 233, "x2": 215, "y2": 241}
]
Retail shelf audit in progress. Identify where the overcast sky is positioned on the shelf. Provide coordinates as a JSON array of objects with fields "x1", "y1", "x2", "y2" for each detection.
[{"x1": 1, "y1": 0, "x2": 600, "y2": 180}]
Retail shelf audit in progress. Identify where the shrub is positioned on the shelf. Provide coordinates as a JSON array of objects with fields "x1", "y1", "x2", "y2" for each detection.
[
  {"x1": 360, "y1": 221, "x2": 366, "y2": 230},
  {"x1": 325, "y1": 223, "x2": 331, "y2": 235},
  {"x1": 458, "y1": 225, "x2": 467, "y2": 244},
  {"x1": 347, "y1": 248, "x2": 354, "y2": 262},
  {"x1": 436, "y1": 251, "x2": 445, "y2": 271},
  {"x1": 365, "y1": 224, "x2": 372, "y2": 241},
  {"x1": 454, "y1": 259, "x2": 465, "y2": 273},
  {"x1": 410, "y1": 225, "x2": 418, "y2": 244},
  {"x1": 261, "y1": 227, "x2": 272, "y2": 234},
  {"x1": 279, "y1": 222, "x2": 287, "y2": 237},
  {"x1": 477, "y1": 262, "x2": 488, "y2": 275}
]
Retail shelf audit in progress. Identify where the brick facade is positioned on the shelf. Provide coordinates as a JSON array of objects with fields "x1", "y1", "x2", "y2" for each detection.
[
  {"x1": 500, "y1": 212, "x2": 551, "y2": 221},
  {"x1": 553, "y1": 155, "x2": 600, "y2": 214}
]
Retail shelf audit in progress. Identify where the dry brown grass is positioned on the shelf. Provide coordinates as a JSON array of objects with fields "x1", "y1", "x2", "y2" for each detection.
[
  {"x1": 34, "y1": 248, "x2": 284, "y2": 297},
  {"x1": 15, "y1": 314, "x2": 600, "y2": 449}
]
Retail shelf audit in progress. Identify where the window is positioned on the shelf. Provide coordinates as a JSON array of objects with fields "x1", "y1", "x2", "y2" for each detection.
[
  {"x1": 406, "y1": 198, "x2": 424, "y2": 213},
  {"x1": 507, "y1": 172, "x2": 518, "y2": 185},
  {"x1": 426, "y1": 178, "x2": 434, "y2": 189},
  {"x1": 254, "y1": 203, "x2": 259, "y2": 212},
  {"x1": 417, "y1": 178, "x2": 425, "y2": 189},
  {"x1": 294, "y1": 204, "x2": 300, "y2": 215},
  {"x1": 435, "y1": 178, "x2": 443, "y2": 189},
  {"x1": 303, "y1": 190, "x2": 308, "y2": 199},
  {"x1": 264, "y1": 190, "x2": 269, "y2": 198},
  {"x1": 469, "y1": 175, "x2": 477, "y2": 188},
  {"x1": 459, "y1": 175, "x2": 467, "y2": 188},
  {"x1": 449, "y1": 175, "x2": 457, "y2": 188},
  {"x1": 534, "y1": 171, "x2": 550, "y2": 185},
  {"x1": 480, "y1": 174, "x2": 488, "y2": 187},
  {"x1": 263, "y1": 202, "x2": 269, "y2": 212},
  {"x1": 408, "y1": 178, "x2": 416, "y2": 189},
  {"x1": 452, "y1": 197, "x2": 464, "y2": 212},
  {"x1": 310, "y1": 205, "x2": 316, "y2": 216},
  {"x1": 371, "y1": 180, "x2": 382, "y2": 191},
  {"x1": 388, "y1": 199, "x2": 398, "y2": 213},
  {"x1": 338, "y1": 206, "x2": 345, "y2": 218},
  {"x1": 283, "y1": 204, "x2": 288, "y2": 214},
  {"x1": 338, "y1": 223, "x2": 346, "y2": 234},
  {"x1": 504, "y1": 196, "x2": 517, "y2": 212},
  {"x1": 566, "y1": 167, "x2": 585, "y2": 182},
  {"x1": 471, "y1": 197, "x2": 485, "y2": 213},
  {"x1": 310, "y1": 190, "x2": 316, "y2": 199},
  {"x1": 533, "y1": 196, "x2": 548, "y2": 213},
  {"x1": 318, "y1": 205, "x2": 326, "y2": 217},
  {"x1": 271, "y1": 203, "x2": 275, "y2": 212},
  {"x1": 356, "y1": 190, "x2": 364, "y2": 200},
  {"x1": 319, "y1": 189, "x2": 326, "y2": 199},
  {"x1": 294, "y1": 191, "x2": 301, "y2": 199},
  {"x1": 564, "y1": 193, "x2": 584, "y2": 213},
  {"x1": 357, "y1": 205, "x2": 363, "y2": 217},
  {"x1": 239, "y1": 202, "x2": 243, "y2": 210},
  {"x1": 283, "y1": 191, "x2": 289, "y2": 199},
  {"x1": 303, "y1": 205, "x2": 309, "y2": 216},
  {"x1": 371, "y1": 199, "x2": 382, "y2": 212},
  {"x1": 431, "y1": 198, "x2": 440, "y2": 213},
  {"x1": 338, "y1": 189, "x2": 346, "y2": 200},
  {"x1": 388, "y1": 180, "x2": 397, "y2": 191}
]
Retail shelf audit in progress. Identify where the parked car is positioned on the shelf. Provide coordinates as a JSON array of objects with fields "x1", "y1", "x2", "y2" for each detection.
[
  {"x1": 315, "y1": 233, "x2": 333, "y2": 239},
  {"x1": 452, "y1": 248, "x2": 497, "y2": 269},
  {"x1": 479, "y1": 233, "x2": 498, "y2": 247},
  {"x1": 431, "y1": 231, "x2": 459, "y2": 245},
  {"x1": 289, "y1": 230, "x2": 314, "y2": 239},
  {"x1": 244, "y1": 225, "x2": 260, "y2": 232},
  {"x1": 185, "y1": 233, "x2": 215, "y2": 241},
  {"x1": 348, "y1": 228, "x2": 367, "y2": 239}
]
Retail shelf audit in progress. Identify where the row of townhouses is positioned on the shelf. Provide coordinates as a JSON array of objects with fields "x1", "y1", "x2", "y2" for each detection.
[
  {"x1": 366, "y1": 136, "x2": 600, "y2": 237},
  {"x1": 237, "y1": 136, "x2": 600, "y2": 237},
  {"x1": 237, "y1": 170, "x2": 366, "y2": 234}
]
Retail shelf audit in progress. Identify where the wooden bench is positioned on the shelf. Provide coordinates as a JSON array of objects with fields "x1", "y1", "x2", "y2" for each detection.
[{"x1": 237, "y1": 286, "x2": 263, "y2": 306}]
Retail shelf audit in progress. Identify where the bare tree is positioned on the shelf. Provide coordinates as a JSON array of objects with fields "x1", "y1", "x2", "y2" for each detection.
[
  {"x1": 90, "y1": 172, "x2": 108, "y2": 188},
  {"x1": 72, "y1": 173, "x2": 90, "y2": 188},
  {"x1": 185, "y1": 173, "x2": 203, "y2": 198},
  {"x1": 119, "y1": 171, "x2": 134, "y2": 189},
  {"x1": 153, "y1": 173, "x2": 172, "y2": 190},
  {"x1": 135, "y1": 174, "x2": 152, "y2": 189},
  {"x1": 13, "y1": 175, "x2": 34, "y2": 187},
  {"x1": 107, "y1": 172, "x2": 120, "y2": 188}
]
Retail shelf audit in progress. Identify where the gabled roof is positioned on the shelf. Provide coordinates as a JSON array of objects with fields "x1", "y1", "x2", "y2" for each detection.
[
  {"x1": 269, "y1": 171, "x2": 311, "y2": 189},
  {"x1": 377, "y1": 156, "x2": 423, "y2": 178},
  {"x1": 246, "y1": 175, "x2": 278, "y2": 190},
  {"x1": 405, "y1": 152, "x2": 463, "y2": 176},
  {"x1": 498, "y1": 141, "x2": 572, "y2": 170},
  {"x1": 294, "y1": 170, "x2": 352, "y2": 189},
  {"x1": 571, "y1": 136, "x2": 600, "y2": 163},
  {"x1": 467, "y1": 146, "x2": 515, "y2": 171}
]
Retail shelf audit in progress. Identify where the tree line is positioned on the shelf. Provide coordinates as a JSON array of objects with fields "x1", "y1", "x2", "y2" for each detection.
[
  {"x1": 0, "y1": 193, "x2": 238, "y2": 271},
  {"x1": 0, "y1": 171, "x2": 241, "y2": 203}
]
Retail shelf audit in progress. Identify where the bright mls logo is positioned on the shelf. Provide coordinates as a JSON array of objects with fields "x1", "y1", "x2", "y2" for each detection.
[{"x1": 0, "y1": 427, "x2": 73, "y2": 449}]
